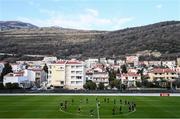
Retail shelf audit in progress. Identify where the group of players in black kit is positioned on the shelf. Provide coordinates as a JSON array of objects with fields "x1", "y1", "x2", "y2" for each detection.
[
  {"x1": 102, "y1": 97, "x2": 137, "y2": 115},
  {"x1": 59, "y1": 97, "x2": 136, "y2": 116}
]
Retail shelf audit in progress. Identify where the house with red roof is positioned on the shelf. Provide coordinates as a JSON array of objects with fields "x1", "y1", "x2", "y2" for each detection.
[
  {"x1": 148, "y1": 68, "x2": 178, "y2": 81},
  {"x1": 3, "y1": 71, "x2": 31, "y2": 88},
  {"x1": 85, "y1": 63, "x2": 109, "y2": 86},
  {"x1": 121, "y1": 72, "x2": 141, "y2": 87}
]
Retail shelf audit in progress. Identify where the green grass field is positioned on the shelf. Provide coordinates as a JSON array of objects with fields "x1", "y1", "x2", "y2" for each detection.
[{"x1": 0, "y1": 95, "x2": 180, "y2": 118}]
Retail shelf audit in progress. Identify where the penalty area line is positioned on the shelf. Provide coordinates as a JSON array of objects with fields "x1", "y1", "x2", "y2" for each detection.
[{"x1": 96, "y1": 102, "x2": 100, "y2": 119}]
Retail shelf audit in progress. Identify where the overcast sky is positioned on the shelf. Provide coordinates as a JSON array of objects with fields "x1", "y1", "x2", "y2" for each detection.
[{"x1": 0, "y1": 0, "x2": 179, "y2": 30}]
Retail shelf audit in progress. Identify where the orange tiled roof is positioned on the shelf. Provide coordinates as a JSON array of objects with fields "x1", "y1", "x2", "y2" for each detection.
[
  {"x1": 152, "y1": 68, "x2": 175, "y2": 73},
  {"x1": 122, "y1": 72, "x2": 140, "y2": 77}
]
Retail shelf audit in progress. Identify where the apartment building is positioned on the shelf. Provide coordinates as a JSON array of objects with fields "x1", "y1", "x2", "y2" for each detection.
[
  {"x1": 148, "y1": 68, "x2": 178, "y2": 81},
  {"x1": 121, "y1": 72, "x2": 141, "y2": 87},
  {"x1": 86, "y1": 66, "x2": 109, "y2": 86},
  {"x1": 48, "y1": 59, "x2": 85, "y2": 89}
]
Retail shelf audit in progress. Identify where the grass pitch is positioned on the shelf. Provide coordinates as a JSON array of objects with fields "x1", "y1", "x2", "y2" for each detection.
[{"x1": 0, "y1": 95, "x2": 180, "y2": 118}]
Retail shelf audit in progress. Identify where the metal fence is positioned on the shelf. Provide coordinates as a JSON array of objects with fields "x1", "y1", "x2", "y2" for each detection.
[{"x1": 0, "y1": 88, "x2": 180, "y2": 93}]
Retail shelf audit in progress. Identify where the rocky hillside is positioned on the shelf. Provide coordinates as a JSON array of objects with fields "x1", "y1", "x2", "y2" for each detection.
[
  {"x1": 0, "y1": 21, "x2": 38, "y2": 31},
  {"x1": 85, "y1": 21, "x2": 180, "y2": 57},
  {"x1": 0, "y1": 21, "x2": 180, "y2": 60}
]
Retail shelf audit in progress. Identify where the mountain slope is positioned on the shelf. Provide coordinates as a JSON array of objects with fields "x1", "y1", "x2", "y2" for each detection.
[
  {"x1": 83, "y1": 21, "x2": 180, "y2": 57},
  {"x1": 0, "y1": 21, "x2": 180, "y2": 60},
  {"x1": 0, "y1": 21, "x2": 38, "y2": 30}
]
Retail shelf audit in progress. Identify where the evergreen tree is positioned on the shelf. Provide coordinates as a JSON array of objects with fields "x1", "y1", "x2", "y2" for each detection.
[
  {"x1": 0, "y1": 62, "x2": 13, "y2": 82},
  {"x1": 98, "y1": 82, "x2": 105, "y2": 90},
  {"x1": 108, "y1": 69, "x2": 116, "y2": 82},
  {"x1": 83, "y1": 80, "x2": 97, "y2": 90},
  {"x1": 121, "y1": 65, "x2": 127, "y2": 74},
  {"x1": 43, "y1": 64, "x2": 48, "y2": 73},
  {"x1": 109, "y1": 79, "x2": 121, "y2": 89},
  {"x1": 117, "y1": 68, "x2": 120, "y2": 74}
]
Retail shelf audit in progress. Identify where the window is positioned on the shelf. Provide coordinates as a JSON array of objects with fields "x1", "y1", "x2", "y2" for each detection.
[
  {"x1": 76, "y1": 71, "x2": 82, "y2": 74},
  {"x1": 71, "y1": 76, "x2": 75, "y2": 79},
  {"x1": 49, "y1": 66, "x2": 52, "y2": 69},
  {"x1": 57, "y1": 66, "x2": 64, "y2": 70},
  {"x1": 76, "y1": 76, "x2": 82, "y2": 79},
  {"x1": 71, "y1": 81, "x2": 75, "y2": 84},
  {"x1": 76, "y1": 66, "x2": 82, "y2": 68},
  {"x1": 60, "y1": 81, "x2": 64, "y2": 84},
  {"x1": 76, "y1": 81, "x2": 82, "y2": 84},
  {"x1": 71, "y1": 71, "x2": 75, "y2": 73}
]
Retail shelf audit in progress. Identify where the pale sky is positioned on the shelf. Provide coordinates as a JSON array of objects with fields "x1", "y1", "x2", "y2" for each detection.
[{"x1": 0, "y1": 0, "x2": 179, "y2": 30}]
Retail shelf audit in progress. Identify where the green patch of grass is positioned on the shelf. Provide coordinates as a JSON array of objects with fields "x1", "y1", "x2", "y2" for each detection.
[{"x1": 0, "y1": 96, "x2": 180, "y2": 118}]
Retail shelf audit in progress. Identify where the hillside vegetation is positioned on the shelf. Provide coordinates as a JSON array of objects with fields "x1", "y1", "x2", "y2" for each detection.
[{"x1": 0, "y1": 21, "x2": 180, "y2": 60}]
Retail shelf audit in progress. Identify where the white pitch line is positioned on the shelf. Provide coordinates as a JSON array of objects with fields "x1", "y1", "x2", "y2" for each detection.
[
  {"x1": 96, "y1": 102, "x2": 100, "y2": 119},
  {"x1": 1, "y1": 93, "x2": 180, "y2": 96}
]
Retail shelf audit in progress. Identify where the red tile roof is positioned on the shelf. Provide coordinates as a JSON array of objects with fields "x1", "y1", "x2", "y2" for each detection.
[
  {"x1": 28, "y1": 68, "x2": 43, "y2": 72},
  {"x1": 55, "y1": 60, "x2": 82, "y2": 64},
  {"x1": 151, "y1": 68, "x2": 175, "y2": 73},
  {"x1": 122, "y1": 72, "x2": 140, "y2": 77},
  {"x1": 56, "y1": 60, "x2": 66, "y2": 64},
  {"x1": 93, "y1": 64, "x2": 104, "y2": 69},
  {"x1": 66, "y1": 61, "x2": 81, "y2": 64}
]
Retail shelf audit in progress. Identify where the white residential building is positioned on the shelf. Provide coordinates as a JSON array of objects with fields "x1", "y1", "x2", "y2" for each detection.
[
  {"x1": 24, "y1": 69, "x2": 36, "y2": 82},
  {"x1": 3, "y1": 72, "x2": 31, "y2": 88},
  {"x1": 121, "y1": 72, "x2": 141, "y2": 87},
  {"x1": 126, "y1": 56, "x2": 139, "y2": 66},
  {"x1": 86, "y1": 65, "x2": 109, "y2": 86},
  {"x1": 65, "y1": 61, "x2": 85, "y2": 89},
  {"x1": 48, "y1": 59, "x2": 85, "y2": 89},
  {"x1": 99, "y1": 58, "x2": 107, "y2": 64},
  {"x1": 148, "y1": 61, "x2": 162, "y2": 67},
  {"x1": 177, "y1": 58, "x2": 180, "y2": 67},
  {"x1": 43, "y1": 56, "x2": 57, "y2": 63},
  {"x1": 107, "y1": 59, "x2": 115, "y2": 65},
  {"x1": 11, "y1": 63, "x2": 22, "y2": 72},
  {"x1": 116, "y1": 59, "x2": 125, "y2": 66},
  {"x1": 85, "y1": 58, "x2": 99, "y2": 68},
  {"x1": 92, "y1": 72, "x2": 109, "y2": 86},
  {"x1": 162, "y1": 61, "x2": 176, "y2": 69},
  {"x1": 0, "y1": 62, "x2": 4, "y2": 73}
]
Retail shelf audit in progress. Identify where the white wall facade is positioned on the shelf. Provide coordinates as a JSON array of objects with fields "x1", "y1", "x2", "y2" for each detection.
[
  {"x1": 65, "y1": 63, "x2": 85, "y2": 89},
  {"x1": 3, "y1": 75, "x2": 30, "y2": 88},
  {"x1": 85, "y1": 58, "x2": 99, "y2": 68}
]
